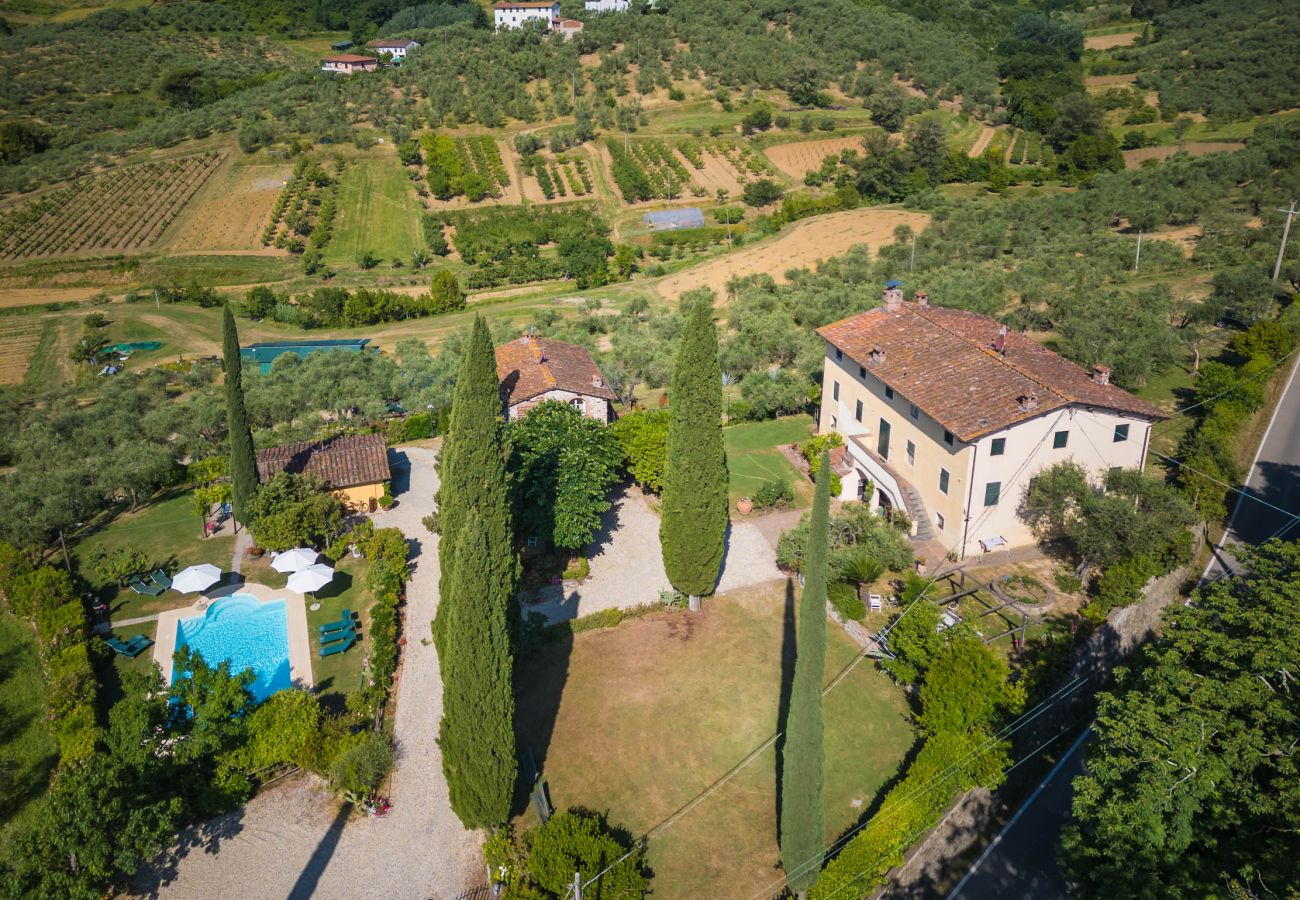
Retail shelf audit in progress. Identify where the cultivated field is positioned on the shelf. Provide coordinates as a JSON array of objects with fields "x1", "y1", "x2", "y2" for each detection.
[
  {"x1": 765, "y1": 136, "x2": 867, "y2": 179},
  {"x1": 0, "y1": 153, "x2": 223, "y2": 259},
  {"x1": 166, "y1": 156, "x2": 292, "y2": 252},
  {"x1": 0, "y1": 317, "x2": 49, "y2": 384},
  {"x1": 519, "y1": 146, "x2": 598, "y2": 204},
  {"x1": 1122, "y1": 141, "x2": 1245, "y2": 168},
  {"x1": 1085, "y1": 31, "x2": 1140, "y2": 50},
  {"x1": 324, "y1": 158, "x2": 426, "y2": 266},
  {"x1": 655, "y1": 207, "x2": 931, "y2": 301}
]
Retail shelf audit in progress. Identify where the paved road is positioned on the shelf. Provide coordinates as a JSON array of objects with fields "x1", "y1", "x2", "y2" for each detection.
[
  {"x1": 947, "y1": 729, "x2": 1091, "y2": 900},
  {"x1": 1203, "y1": 354, "x2": 1300, "y2": 579}
]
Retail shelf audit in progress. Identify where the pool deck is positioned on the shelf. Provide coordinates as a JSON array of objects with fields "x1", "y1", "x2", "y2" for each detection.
[{"x1": 152, "y1": 582, "x2": 314, "y2": 691}]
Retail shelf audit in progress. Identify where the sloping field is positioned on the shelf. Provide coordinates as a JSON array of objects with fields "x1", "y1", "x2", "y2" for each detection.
[
  {"x1": 0, "y1": 316, "x2": 48, "y2": 384},
  {"x1": 325, "y1": 158, "x2": 426, "y2": 265},
  {"x1": 655, "y1": 207, "x2": 931, "y2": 302},
  {"x1": 1122, "y1": 141, "x2": 1245, "y2": 169},
  {"x1": 765, "y1": 137, "x2": 866, "y2": 179},
  {"x1": 1085, "y1": 31, "x2": 1140, "y2": 50},
  {"x1": 167, "y1": 157, "x2": 293, "y2": 252}
]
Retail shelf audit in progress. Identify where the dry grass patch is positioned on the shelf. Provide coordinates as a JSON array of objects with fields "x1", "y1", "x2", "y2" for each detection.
[
  {"x1": 0, "y1": 317, "x2": 47, "y2": 384},
  {"x1": 515, "y1": 582, "x2": 916, "y2": 899},
  {"x1": 1122, "y1": 142, "x2": 1246, "y2": 169},
  {"x1": 655, "y1": 208, "x2": 931, "y2": 302},
  {"x1": 1084, "y1": 31, "x2": 1140, "y2": 50},
  {"x1": 765, "y1": 137, "x2": 867, "y2": 179},
  {"x1": 166, "y1": 157, "x2": 293, "y2": 252}
]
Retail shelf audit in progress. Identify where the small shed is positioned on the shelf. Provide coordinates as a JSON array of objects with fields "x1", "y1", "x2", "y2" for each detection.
[
  {"x1": 643, "y1": 207, "x2": 705, "y2": 231},
  {"x1": 330, "y1": 40, "x2": 355, "y2": 50}
]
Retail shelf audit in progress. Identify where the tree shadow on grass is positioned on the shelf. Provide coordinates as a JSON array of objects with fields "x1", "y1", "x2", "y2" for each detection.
[
  {"x1": 312, "y1": 570, "x2": 354, "y2": 602},
  {"x1": 773, "y1": 577, "x2": 796, "y2": 841},
  {"x1": 511, "y1": 610, "x2": 575, "y2": 818}
]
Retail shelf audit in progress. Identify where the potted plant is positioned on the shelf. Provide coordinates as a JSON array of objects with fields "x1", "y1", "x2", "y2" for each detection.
[
  {"x1": 736, "y1": 496, "x2": 753, "y2": 515},
  {"x1": 378, "y1": 483, "x2": 395, "y2": 510},
  {"x1": 248, "y1": 545, "x2": 266, "y2": 559}
]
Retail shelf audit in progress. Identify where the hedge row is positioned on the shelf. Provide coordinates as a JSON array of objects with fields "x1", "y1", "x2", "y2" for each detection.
[
  {"x1": 650, "y1": 225, "x2": 744, "y2": 247},
  {"x1": 0, "y1": 548, "x2": 100, "y2": 764}
]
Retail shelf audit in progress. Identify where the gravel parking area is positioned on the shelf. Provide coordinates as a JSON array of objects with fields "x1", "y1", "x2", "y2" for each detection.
[
  {"x1": 132, "y1": 446, "x2": 482, "y2": 900},
  {"x1": 528, "y1": 487, "x2": 783, "y2": 623}
]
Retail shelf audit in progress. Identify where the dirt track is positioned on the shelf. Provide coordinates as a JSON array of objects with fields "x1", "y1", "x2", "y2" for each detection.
[
  {"x1": 654, "y1": 207, "x2": 931, "y2": 302},
  {"x1": 967, "y1": 126, "x2": 996, "y2": 158}
]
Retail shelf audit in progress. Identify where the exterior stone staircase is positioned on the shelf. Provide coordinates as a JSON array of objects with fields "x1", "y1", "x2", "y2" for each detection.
[{"x1": 901, "y1": 483, "x2": 935, "y2": 542}]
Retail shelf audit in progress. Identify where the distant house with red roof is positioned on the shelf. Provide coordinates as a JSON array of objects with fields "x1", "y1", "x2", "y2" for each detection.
[
  {"x1": 556, "y1": 18, "x2": 584, "y2": 38},
  {"x1": 817, "y1": 286, "x2": 1167, "y2": 559},
  {"x1": 320, "y1": 54, "x2": 379, "y2": 75},
  {"x1": 257, "y1": 433, "x2": 391, "y2": 511},
  {"x1": 495, "y1": 336, "x2": 617, "y2": 422},
  {"x1": 493, "y1": 0, "x2": 561, "y2": 30}
]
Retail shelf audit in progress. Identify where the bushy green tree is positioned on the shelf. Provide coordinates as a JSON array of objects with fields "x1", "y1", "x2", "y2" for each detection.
[
  {"x1": 438, "y1": 509, "x2": 517, "y2": 828},
  {"x1": 660, "y1": 297, "x2": 727, "y2": 601},
  {"x1": 1062, "y1": 539, "x2": 1300, "y2": 897},
  {"x1": 524, "y1": 809, "x2": 650, "y2": 899},
  {"x1": 917, "y1": 635, "x2": 1012, "y2": 735},
  {"x1": 781, "y1": 451, "x2": 830, "y2": 893},
  {"x1": 245, "y1": 472, "x2": 344, "y2": 550},
  {"x1": 611, "y1": 409, "x2": 670, "y2": 493},
  {"x1": 222, "y1": 307, "x2": 258, "y2": 528},
  {"x1": 429, "y1": 269, "x2": 466, "y2": 312}
]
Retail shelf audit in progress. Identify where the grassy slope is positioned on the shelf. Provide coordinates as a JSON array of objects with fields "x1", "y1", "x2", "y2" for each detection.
[
  {"x1": 324, "y1": 157, "x2": 426, "y2": 267},
  {"x1": 725, "y1": 414, "x2": 816, "y2": 510},
  {"x1": 515, "y1": 583, "x2": 915, "y2": 899},
  {"x1": 0, "y1": 614, "x2": 58, "y2": 836}
]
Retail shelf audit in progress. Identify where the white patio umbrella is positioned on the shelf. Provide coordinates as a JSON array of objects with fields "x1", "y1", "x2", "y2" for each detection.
[
  {"x1": 287, "y1": 563, "x2": 335, "y2": 595},
  {"x1": 172, "y1": 563, "x2": 223, "y2": 594},
  {"x1": 271, "y1": 547, "x2": 319, "y2": 574}
]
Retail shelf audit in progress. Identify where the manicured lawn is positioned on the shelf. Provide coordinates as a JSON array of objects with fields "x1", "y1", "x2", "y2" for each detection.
[
  {"x1": 724, "y1": 414, "x2": 815, "y2": 510},
  {"x1": 515, "y1": 582, "x2": 917, "y2": 899},
  {"x1": 71, "y1": 492, "x2": 235, "y2": 622},
  {"x1": 299, "y1": 556, "x2": 372, "y2": 711},
  {"x1": 0, "y1": 614, "x2": 58, "y2": 832},
  {"x1": 325, "y1": 157, "x2": 426, "y2": 267}
]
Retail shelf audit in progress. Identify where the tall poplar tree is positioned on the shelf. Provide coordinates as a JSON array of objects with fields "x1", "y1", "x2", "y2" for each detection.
[
  {"x1": 781, "y1": 449, "x2": 830, "y2": 896},
  {"x1": 222, "y1": 307, "x2": 258, "y2": 529},
  {"x1": 660, "y1": 297, "x2": 727, "y2": 605},
  {"x1": 437, "y1": 508, "x2": 517, "y2": 828}
]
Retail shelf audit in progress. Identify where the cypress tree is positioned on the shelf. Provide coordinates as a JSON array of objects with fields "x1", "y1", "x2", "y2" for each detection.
[
  {"x1": 438, "y1": 508, "x2": 517, "y2": 828},
  {"x1": 434, "y1": 315, "x2": 517, "y2": 655},
  {"x1": 222, "y1": 307, "x2": 258, "y2": 528},
  {"x1": 660, "y1": 297, "x2": 727, "y2": 603},
  {"x1": 781, "y1": 449, "x2": 830, "y2": 895}
]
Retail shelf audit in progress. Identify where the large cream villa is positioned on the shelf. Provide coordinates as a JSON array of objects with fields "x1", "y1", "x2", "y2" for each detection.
[{"x1": 817, "y1": 287, "x2": 1167, "y2": 560}]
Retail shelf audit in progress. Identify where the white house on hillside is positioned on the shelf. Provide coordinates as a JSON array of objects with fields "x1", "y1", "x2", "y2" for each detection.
[
  {"x1": 816, "y1": 287, "x2": 1167, "y2": 560},
  {"x1": 585, "y1": 0, "x2": 630, "y2": 11},
  {"x1": 365, "y1": 39, "x2": 421, "y2": 61},
  {"x1": 493, "y1": 0, "x2": 560, "y2": 30}
]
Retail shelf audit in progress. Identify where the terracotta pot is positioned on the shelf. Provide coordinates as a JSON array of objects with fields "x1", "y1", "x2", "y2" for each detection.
[
  {"x1": 736, "y1": 497, "x2": 754, "y2": 516},
  {"x1": 248, "y1": 546, "x2": 266, "y2": 558}
]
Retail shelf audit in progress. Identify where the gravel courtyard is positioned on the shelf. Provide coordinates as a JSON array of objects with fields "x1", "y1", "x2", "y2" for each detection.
[
  {"x1": 528, "y1": 486, "x2": 784, "y2": 623},
  {"x1": 131, "y1": 446, "x2": 481, "y2": 900}
]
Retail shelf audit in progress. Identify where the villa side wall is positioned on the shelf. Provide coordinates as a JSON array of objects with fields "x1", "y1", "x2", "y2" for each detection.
[{"x1": 338, "y1": 481, "x2": 385, "y2": 511}]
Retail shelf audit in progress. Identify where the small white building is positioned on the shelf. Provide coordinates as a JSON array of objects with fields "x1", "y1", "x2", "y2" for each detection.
[
  {"x1": 320, "y1": 54, "x2": 379, "y2": 75},
  {"x1": 585, "y1": 0, "x2": 630, "y2": 10},
  {"x1": 493, "y1": 0, "x2": 560, "y2": 30},
  {"x1": 816, "y1": 288, "x2": 1168, "y2": 559},
  {"x1": 365, "y1": 39, "x2": 421, "y2": 61}
]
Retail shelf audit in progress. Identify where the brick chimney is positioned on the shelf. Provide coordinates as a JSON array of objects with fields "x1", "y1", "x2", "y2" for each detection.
[
  {"x1": 914, "y1": 290, "x2": 928, "y2": 307},
  {"x1": 592, "y1": 374, "x2": 604, "y2": 388},
  {"x1": 869, "y1": 345, "x2": 886, "y2": 365},
  {"x1": 881, "y1": 287, "x2": 903, "y2": 312},
  {"x1": 1017, "y1": 392, "x2": 1038, "y2": 412},
  {"x1": 1091, "y1": 364, "x2": 1110, "y2": 386},
  {"x1": 993, "y1": 325, "x2": 1008, "y2": 356}
]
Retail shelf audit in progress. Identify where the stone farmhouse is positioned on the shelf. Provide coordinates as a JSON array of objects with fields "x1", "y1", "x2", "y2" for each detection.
[
  {"x1": 257, "y1": 433, "x2": 392, "y2": 512},
  {"x1": 495, "y1": 336, "x2": 618, "y2": 422},
  {"x1": 365, "y1": 39, "x2": 421, "y2": 61},
  {"x1": 817, "y1": 287, "x2": 1167, "y2": 560},
  {"x1": 493, "y1": 0, "x2": 561, "y2": 30},
  {"x1": 319, "y1": 54, "x2": 379, "y2": 75}
]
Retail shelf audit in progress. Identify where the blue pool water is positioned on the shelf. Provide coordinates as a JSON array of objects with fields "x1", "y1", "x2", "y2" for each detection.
[{"x1": 174, "y1": 594, "x2": 292, "y2": 702}]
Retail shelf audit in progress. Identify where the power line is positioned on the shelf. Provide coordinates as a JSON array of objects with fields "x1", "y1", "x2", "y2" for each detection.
[{"x1": 1151, "y1": 346, "x2": 1299, "y2": 433}]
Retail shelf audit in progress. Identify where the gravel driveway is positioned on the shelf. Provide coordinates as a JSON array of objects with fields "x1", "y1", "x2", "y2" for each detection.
[
  {"x1": 132, "y1": 445, "x2": 482, "y2": 900},
  {"x1": 528, "y1": 486, "x2": 783, "y2": 622}
]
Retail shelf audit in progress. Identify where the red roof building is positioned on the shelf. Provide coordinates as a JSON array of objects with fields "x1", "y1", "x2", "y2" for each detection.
[{"x1": 495, "y1": 336, "x2": 617, "y2": 421}]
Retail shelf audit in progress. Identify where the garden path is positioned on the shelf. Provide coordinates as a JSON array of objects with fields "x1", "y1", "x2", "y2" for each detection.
[
  {"x1": 133, "y1": 446, "x2": 481, "y2": 900},
  {"x1": 526, "y1": 487, "x2": 783, "y2": 623}
]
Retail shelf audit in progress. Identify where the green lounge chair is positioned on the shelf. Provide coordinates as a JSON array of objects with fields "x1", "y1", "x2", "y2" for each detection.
[
  {"x1": 320, "y1": 626, "x2": 356, "y2": 646},
  {"x1": 125, "y1": 634, "x2": 154, "y2": 654},
  {"x1": 318, "y1": 610, "x2": 354, "y2": 634},
  {"x1": 150, "y1": 569, "x2": 172, "y2": 590},
  {"x1": 130, "y1": 579, "x2": 164, "y2": 597},
  {"x1": 107, "y1": 636, "x2": 147, "y2": 658},
  {"x1": 320, "y1": 633, "x2": 355, "y2": 657}
]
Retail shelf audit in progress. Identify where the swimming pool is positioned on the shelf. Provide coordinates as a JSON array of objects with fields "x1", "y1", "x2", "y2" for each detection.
[{"x1": 174, "y1": 594, "x2": 292, "y2": 702}]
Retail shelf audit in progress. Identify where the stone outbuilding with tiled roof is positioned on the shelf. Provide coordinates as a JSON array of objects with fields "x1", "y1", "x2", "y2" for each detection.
[
  {"x1": 816, "y1": 287, "x2": 1168, "y2": 561},
  {"x1": 256, "y1": 433, "x2": 392, "y2": 512},
  {"x1": 495, "y1": 336, "x2": 617, "y2": 422}
]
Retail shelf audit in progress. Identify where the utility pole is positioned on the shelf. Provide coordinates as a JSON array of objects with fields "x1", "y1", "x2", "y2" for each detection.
[
  {"x1": 909, "y1": 233, "x2": 916, "y2": 272},
  {"x1": 572, "y1": 872, "x2": 583, "y2": 900},
  {"x1": 1133, "y1": 230, "x2": 1142, "y2": 272},
  {"x1": 1273, "y1": 200, "x2": 1296, "y2": 282}
]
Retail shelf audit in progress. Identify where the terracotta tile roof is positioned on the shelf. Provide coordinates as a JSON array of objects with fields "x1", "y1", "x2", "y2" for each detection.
[
  {"x1": 323, "y1": 54, "x2": 378, "y2": 64},
  {"x1": 493, "y1": 1, "x2": 557, "y2": 7},
  {"x1": 256, "y1": 433, "x2": 391, "y2": 489},
  {"x1": 817, "y1": 301, "x2": 1167, "y2": 442},
  {"x1": 495, "y1": 337, "x2": 618, "y2": 407}
]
